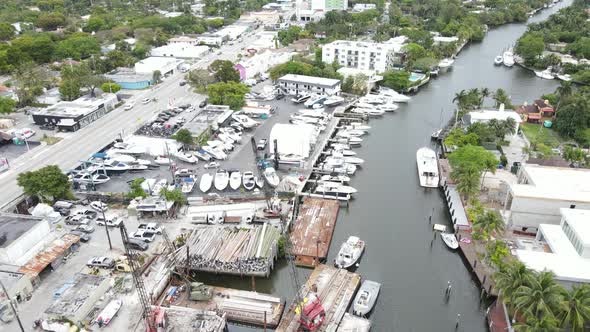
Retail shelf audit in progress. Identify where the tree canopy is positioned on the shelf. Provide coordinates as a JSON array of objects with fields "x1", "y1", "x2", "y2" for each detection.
[
  {"x1": 17, "y1": 165, "x2": 73, "y2": 202},
  {"x1": 207, "y1": 82, "x2": 250, "y2": 110}
]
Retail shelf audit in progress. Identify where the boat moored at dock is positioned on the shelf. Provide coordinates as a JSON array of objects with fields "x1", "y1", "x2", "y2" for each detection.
[
  {"x1": 353, "y1": 280, "x2": 381, "y2": 317},
  {"x1": 416, "y1": 147, "x2": 440, "y2": 188},
  {"x1": 335, "y1": 236, "x2": 365, "y2": 269}
]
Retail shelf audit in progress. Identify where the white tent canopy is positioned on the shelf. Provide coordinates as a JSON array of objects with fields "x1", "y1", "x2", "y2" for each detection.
[{"x1": 269, "y1": 124, "x2": 315, "y2": 159}]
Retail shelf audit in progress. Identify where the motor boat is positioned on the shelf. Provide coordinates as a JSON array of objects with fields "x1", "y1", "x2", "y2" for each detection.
[
  {"x1": 494, "y1": 55, "x2": 503, "y2": 65},
  {"x1": 202, "y1": 146, "x2": 227, "y2": 160},
  {"x1": 330, "y1": 143, "x2": 352, "y2": 150},
  {"x1": 229, "y1": 171, "x2": 242, "y2": 190},
  {"x1": 503, "y1": 50, "x2": 515, "y2": 67},
  {"x1": 176, "y1": 152, "x2": 197, "y2": 164},
  {"x1": 334, "y1": 236, "x2": 365, "y2": 269},
  {"x1": 242, "y1": 171, "x2": 256, "y2": 190},
  {"x1": 329, "y1": 153, "x2": 364, "y2": 165},
  {"x1": 438, "y1": 58, "x2": 454, "y2": 69},
  {"x1": 352, "y1": 108, "x2": 385, "y2": 117},
  {"x1": 90, "y1": 201, "x2": 108, "y2": 212},
  {"x1": 95, "y1": 159, "x2": 131, "y2": 173},
  {"x1": 181, "y1": 177, "x2": 196, "y2": 193},
  {"x1": 154, "y1": 156, "x2": 172, "y2": 165},
  {"x1": 359, "y1": 96, "x2": 384, "y2": 105},
  {"x1": 314, "y1": 181, "x2": 358, "y2": 195},
  {"x1": 337, "y1": 129, "x2": 366, "y2": 137},
  {"x1": 199, "y1": 173, "x2": 213, "y2": 193},
  {"x1": 441, "y1": 232, "x2": 459, "y2": 249},
  {"x1": 342, "y1": 124, "x2": 371, "y2": 131},
  {"x1": 323, "y1": 95, "x2": 345, "y2": 107},
  {"x1": 352, "y1": 280, "x2": 381, "y2": 317},
  {"x1": 95, "y1": 299, "x2": 123, "y2": 326},
  {"x1": 109, "y1": 143, "x2": 145, "y2": 155},
  {"x1": 152, "y1": 179, "x2": 168, "y2": 195},
  {"x1": 133, "y1": 159, "x2": 153, "y2": 166},
  {"x1": 334, "y1": 136, "x2": 363, "y2": 146},
  {"x1": 375, "y1": 88, "x2": 411, "y2": 103},
  {"x1": 195, "y1": 150, "x2": 212, "y2": 161},
  {"x1": 255, "y1": 176, "x2": 265, "y2": 189},
  {"x1": 291, "y1": 93, "x2": 310, "y2": 104},
  {"x1": 356, "y1": 102, "x2": 375, "y2": 109},
  {"x1": 214, "y1": 169, "x2": 229, "y2": 191},
  {"x1": 535, "y1": 68, "x2": 555, "y2": 80},
  {"x1": 557, "y1": 73, "x2": 572, "y2": 81},
  {"x1": 219, "y1": 129, "x2": 241, "y2": 143},
  {"x1": 274, "y1": 154, "x2": 305, "y2": 165},
  {"x1": 304, "y1": 95, "x2": 327, "y2": 108},
  {"x1": 231, "y1": 114, "x2": 259, "y2": 129},
  {"x1": 108, "y1": 154, "x2": 136, "y2": 163},
  {"x1": 319, "y1": 174, "x2": 350, "y2": 183},
  {"x1": 208, "y1": 140, "x2": 233, "y2": 152},
  {"x1": 416, "y1": 147, "x2": 440, "y2": 188},
  {"x1": 431, "y1": 129, "x2": 442, "y2": 140},
  {"x1": 204, "y1": 161, "x2": 220, "y2": 169},
  {"x1": 318, "y1": 162, "x2": 357, "y2": 175},
  {"x1": 128, "y1": 164, "x2": 148, "y2": 171},
  {"x1": 218, "y1": 133, "x2": 236, "y2": 145},
  {"x1": 328, "y1": 149, "x2": 356, "y2": 156},
  {"x1": 263, "y1": 167, "x2": 280, "y2": 188},
  {"x1": 297, "y1": 109, "x2": 328, "y2": 119},
  {"x1": 377, "y1": 103, "x2": 399, "y2": 112},
  {"x1": 71, "y1": 172, "x2": 110, "y2": 185}
]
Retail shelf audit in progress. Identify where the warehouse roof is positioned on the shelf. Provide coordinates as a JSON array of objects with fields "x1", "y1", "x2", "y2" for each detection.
[
  {"x1": 44, "y1": 273, "x2": 108, "y2": 317},
  {"x1": 0, "y1": 214, "x2": 44, "y2": 248},
  {"x1": 33, "y1": 94, "x2": 117, "y2": 118},
  {"x1": 18, "y1": 233, "x2": 80, "y2": 277},
  {"x1": 277, "y1": 74, "x2": 341, "y2": 87}
]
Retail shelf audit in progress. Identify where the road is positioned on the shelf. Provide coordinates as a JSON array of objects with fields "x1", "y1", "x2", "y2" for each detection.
[{"x1": 0, "y1": 29, "x2": 264, "y2": 210}]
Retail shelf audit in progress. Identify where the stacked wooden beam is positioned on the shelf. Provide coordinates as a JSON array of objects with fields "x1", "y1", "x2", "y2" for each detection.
[{"x1": 176, "y1": 226, "x2": 280, "y2": 277}]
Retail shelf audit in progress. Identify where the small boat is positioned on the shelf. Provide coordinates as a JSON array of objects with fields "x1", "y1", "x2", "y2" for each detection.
[
  {"x1": 175, "y1": 168, "x2": 194, "y2": 177},
  {"x1": 431, "y1": 129, "x2": 442, "y2": 140},
  {"x1": 318, "y1": 163, "x2": 357, "y2": 175},
  {"x1": 535, "y1": 68, "x2": 555, "y2": 80},
  {"x1": 352, "y1": 108, "x2": 385, "y2": 117},
  {"x1": 319, "y1": 174, "x2": 350, "y2": 183},
  {"x1": 315, "y1": 181, "x2": 357, "y2": 195},
  {"x1": 323, "y1": 95, "x2": 345, "y2": 107},
  {"x1": 429, "y1": 66, "x2": 440, "y2": 76},
  {"x1": 334, "y1": 236, "x2": 365, "y2": 269},
  {"x1": 95, "y1": 299, "x2": 122, "y2": 326},
  {"x1": 242, "y1": 171, "x2": 256, "y2": 190},
  {"x1": 440, "y1": 232, "x2": 459, "y2": 249},
  {"x1": 90, "y1": 201, "x2": 108, "y2": 212},
  {"x1": 352, "y1": 281, "x2": 381, "y2": 317},
  {"x1": 438, "y1": 58, "x2": 454, "y2": 69},
  {"x1": 195, "y1": 150, "x2": 212, "y2": 161},
  {"x1": 263, "y1": 167, "x2": 280, "y2": 188},
  {"x1": 328, "y1": 149, "x2": 356, "y2": 156},
  {"x1": 326, "y1": 155, "x2": 364, "y2": 166},
  {"x1": 108, "y1": 154, "x2": 136, "y2": 163},
  {"x1": 343, "y1": 124, "x2": 371, "y2": 131},
  {"x1": 336, "y1": 130, "x2": 366, "y2": 138},
  {"x1": 416, "y1": 147, "x2": 439, "y2": 188},
  {"x1": 202, "y1": 146, "x2": 227, "y2": 160},
  {"x1": 133, "y1": 159, "x2": 152, "y2": 166},
  {"x1": 375, "y1": 88, "x2": 411, "y2": 103},
  {"x1": 176, "y1": 152, "x2": 198, "y2": 164},
  {"x1": 204, "y1": 161, "x2": 220, "y2": 169},
  {"x1": 214, "y1": 169, "x2": 229, "y2": 191},
  {"x1": 255, "y1": 176, "x2": 265, "y2": 189},
  {"x1": 128, "y1": 164, "x2": 148, "y2": 171},
  {"x1": 377, "y1": 103, "x2": 399, "y2": 112},
  {"x1": 152, "y1": 179, "x2": 168, "y2": 195},
  {"x1": 557, "y1": 73, "x2": 572, "y2": 81},
  {"x1": 335, "y1": 136, "x2": 363, "y2": 146},
  {"x1": 503, "y1": 50, "x2": 515, "y2": 67},
  {"x1": 494, "y1": 55, "x2": 503, "y2": 65},
  {"x1": 304, "y1": 95, "x2": 327, "y2": 108},
  {"x1": 95, "y1": 159, "x2": 131, "y2": 173},
  {"x1": 229, "y1": 171, "x2": 242, "y2": 190},
  {"x1": 330, "y1": 143, "x2": 352, "y2": 151},
  {"x1": 181, "y1": 177, "x2": 196, "y2": 193},
  {"x1": 359, "y1": 95, "x2": 384, "y2": 104},
  {"x1": 71, "y1": 172, "x2": 110, "y2": 184},
  {"x1": 199, "y1": 173, "x2": 213, "y2": 193},
  {"x1": 290, "y1": 93, "x2": 311, "y2": 104},
  {"x1": 154, "y1": 156, "x2": 172, "y2": 165}
]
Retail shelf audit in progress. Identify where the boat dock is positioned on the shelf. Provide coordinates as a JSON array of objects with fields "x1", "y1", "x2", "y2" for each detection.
[
  {"x1": 276, "y1": 264, "x2": 361, "y2": 332},
  {"x1": 168, "y1": 285, "x2": 284, "y2": 328},
  {"x1": 439, "y1": 160, "x2": 469, "y2": 231},
  {"x1": 457, "y1": 229, "x2": 498, "y2": 296},
  {"x1": 337, "y1": 313, "x2": 371, "y2": 332},
  {"x1": 290, "y1": 198, "x2": 340, "y2": 267}
]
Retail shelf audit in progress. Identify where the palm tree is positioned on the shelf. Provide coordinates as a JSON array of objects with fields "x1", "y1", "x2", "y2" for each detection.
[
  {"x1": 453, "y1": 89, "x2": 468, "y2": 109},
  {"x1": 558, "y1": 284, "x2": 590, "y2": 331},
  {"x1": 556, "y1": 81, "x2": 573, "y2": 111},
  {"x1": 493, "y1": 88, "x2": 512, "y2": 108},
  {"x1": 494, "y1": 260, "x2": 533, "y2": 305},
  {"x1": 480, "y1": 87, "x2": 490, "y2": 108},
  {"x1": 503, "y1": 118, "x2": 517, "y2": 138},
  {"x1": 453, "y1": 167, "x2": 480, "y2": 200},
  {"x1": 513, "y1": 271, "x2": 564, "y2": 321},
  {"x1": 472, "y1": 209, "x2": 505, "y2": 240},
  {"x1": 514, "y1": 315, "x2": 560, "y2": 332}
]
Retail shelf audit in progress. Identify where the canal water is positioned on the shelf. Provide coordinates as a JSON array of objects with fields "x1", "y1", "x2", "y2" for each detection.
[{"x1": 200, "y1": 1, "x2": 572, "y2": 331}]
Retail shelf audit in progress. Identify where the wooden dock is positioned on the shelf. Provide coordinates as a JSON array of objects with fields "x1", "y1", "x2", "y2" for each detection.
[
  {"x1": 337, "y1": 313, "x2": 371, "y2": 332},
  {"x1": 290, "y1": 198, "x2": 340, "y2": 267},
  {"x1": 276, "y1": 264, "x2": 361, "y2": 332},
  {"x1": 457, "y1": 229, "x2": 498, "y2": 296}
]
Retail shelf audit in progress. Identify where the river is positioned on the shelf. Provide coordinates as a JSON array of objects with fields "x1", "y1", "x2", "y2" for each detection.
[{"x1": 199, "y1": 1, "x2": 572, "y2": 331}]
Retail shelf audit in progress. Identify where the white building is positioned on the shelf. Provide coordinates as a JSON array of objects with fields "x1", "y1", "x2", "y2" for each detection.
[
  {"x1": 504, "y1": 164, "x2": 590, "y2": 232},
  {"x1": 196, "y1": 34, "x2": 226, "y2": 47},
  {"x1": 151, "y1": 43, "x2": 209, "y2": 59},
  {"x1": 310, "y1": 0, "x2": 348, "y2": 10},
  {"x1": 217, "y1": 25, "x2": 250, "y2": 41},
  {"x1": 352, "y1": 3, "x2": 376, "y2": 11},
  {"x1": 0, "y1": 214, "x2": 50, "y2": 265},
  {"x1": 516, "y1": 209, "x2": 590, "y2": 288},
  {"x1": 238, "y1": 50, "x2": 294, "y2": 80},
  {"x1": 322, "y1": 40, "x2": 400, "y2": 73},
  {"x1": 249, "y1": 31, "x2": 279, "y2": 50},
  {"x1": 134, "y1": 56, "x2": 184, "y2": 75},
  {"x1": 433, "y1": 35, "x2": 460, "y2": 45},
  {"x1": 464, "y1": 105, "x2": 522, "y2": 137},
  {"x1": 277, "y1": 74, "x2": 341, "y2": 96},
  {"x1": 169, "y1": 36, "x2": 199, "y2": 45}
]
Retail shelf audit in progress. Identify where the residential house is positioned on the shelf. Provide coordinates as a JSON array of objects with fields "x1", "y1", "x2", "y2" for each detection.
[
  {"x1": 517, "y1": 99, "x2": 555, "y2": 123},
  {"x1": 463, "y1": 105, "x2": 522, "y2": 138}
]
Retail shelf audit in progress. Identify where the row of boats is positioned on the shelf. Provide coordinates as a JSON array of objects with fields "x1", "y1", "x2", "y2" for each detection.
[
  {"x1": 174, "y1": 167, "x2": 281, "y2": 194},
  {"x1": 494, "y1": 51, "x2": 572, "y2": 81}
]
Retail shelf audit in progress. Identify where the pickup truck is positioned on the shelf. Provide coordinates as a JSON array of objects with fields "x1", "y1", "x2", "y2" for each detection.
[
  {"x1": 131, "y1": 230, "x2": 157, "y2": 243},
  {"x1": 65, "y1": 215, "x2": 91, "y2": 226},
  {"x1": 138, "y1": 223, "x2": 162, "y2": 234},
  {"x1": 96, "y1": 216, "x2": 123, "y2": 227},
  {"x1": 87, "y1": 257, "x2": 115, "y2": 269}
]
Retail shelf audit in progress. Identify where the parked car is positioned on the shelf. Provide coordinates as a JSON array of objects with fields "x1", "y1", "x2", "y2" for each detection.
[
  {"x1": 179, "y1": 81, "x2": 187, "y2": 86},
  {"x1": 72, "y1": 209, "x2": 98, "y2": 220},
  {"x1": 125, "y1": 238, "x2": 149, "y2": 251},
  {"x1": 131, "y1": 230, "x2": 156, "y2": 243},
  {"x1": 70, "y1": 230, "x2": 91, "y2": 242},
  {"x1": 54, "y1": 201, "x2": 74, "y2": 210},
  {"x1": 96, "y1": 216, "x2": 123, "y2": 227},
  {"x1": 138, "y1": 223, "x2": 162, "y2": 234},
  {"x1": 178, "y1": 104, "x2": 191, "y2": 109},
  {"x1": 124, "y1": 103, "x2": 134, "y2": 111},
  {"x1": 257, "y1": 138, "x2": 268, "y2": 150},
  {"x1": 275, "y1": 94, "x2": 285, "y2": 100},
  {"x1": 204, "y1": 161, "x2": 220, "y2": 169},
  {"x1": 199, "y1": 99, "x2": 208, "y2": 108},
  {"x1": 141, "y1": 98, "x2": 151, "y2": 104},
  {"x1": 87, "y1": 257, "x2": 115, "y2": 268},
  {"x1": 90, "y1": 201, "x2": 108, "y2": 212},
  {"x1": 75, "y1": 224, "x2": 95, "y2": 233},
  {"x1": 65, "y1": 215, "x2": 91, "y2": 226}
]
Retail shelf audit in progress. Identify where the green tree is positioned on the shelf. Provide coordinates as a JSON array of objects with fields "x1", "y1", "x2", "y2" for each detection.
[
  {"x1": 514, "y1": 271, "x2": 564, "y2": 321},
  {"x1": 563, "y1": 146, "x2": 586, "y2": 166},
  {"x1": 467, "y1": 122, "x2": 496, "y2": 143},
  {"x1": 515, "y1": 32, "x2": 545, "y2": 65},
  {"x1": 341, "y1": 75, "x2": 355, "y2": 94},
  {"x1": 381, "y1": 70, "x2": 411, "y2": 91},
  {"x1": 55, "y1": 33, "x2": 100, "y2": 60},
  {"x1": 444, "y1": 128, "x2": 480, "y2": 148},
  {"x1": 159, "y1": 187, "x2": 187, "y2": 206},
  {"x1": 278, "y1": 25, "x2": 302, "y2": 46},
  {"x1": 17, "y1": 165, "x2": 73, "y2": 202},
  {"x1": 448, "y1": 145, "x2": 498, "y2": 199},
  {"x1": 13, "y1": 63, "x2": 50, "y2": 106},
  {"x1": 152, "y1": 70, "x2": 162, "y2": 84},
  {"x1": 127, "y1": 178, "x2": 147, "y2": 199},
  {"x1": 493, "y1": 88, "x2": 513, "y2": 109},
  {"x1": 59, "y1": 79, "x2": 81, "y2": 101},
  {"x1": 514, "y1": 316, "x2": 560, "y2": 332},
  {"x1": 559, "y1": 285, "x2": 590, "y2": 332},
  {"x1": 101, "y1": 82, "x2": 121, "y2": 93},
  {"x1": 0, "y1": 23, "x2": 15, "y2": 41},
  {"x1": 208, "y1": 60, "x2": 240, "y2": 83},
  {"x1": 188, "y1": 69, "x2": 215, "y2": 93},
  {"x1": 494, "y1": 260, "x2": 534, "y2": 306},
  {"x1": 36, "y1": 12, "x2": 66, "y2": 31},
  {"x1": 0, "y1": 97, "x2": 15, "y2": 114},
  {"x1": 472, "y1": 210, "x2": 505, "y2": 241},
  {"x1": 173, "y1": 128, "x2": 193, "y2": 147},
  {"x1": 11, "y1": 34, "x2": 56, "y2": 64},
  {"x1": 207, "y1": 81, "x2": 250, "y2": 110},
  {"x1": 555, "y1": 100, "x2": 590, "y2": 138},
  {"x1": 402, "y1": 43, "x2": 428, "y2": 66}
]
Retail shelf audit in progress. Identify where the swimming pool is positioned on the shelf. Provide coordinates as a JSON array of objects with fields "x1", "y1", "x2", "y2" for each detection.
[{"x1": 409, "y1": 72, "x2": 426, "y2": 82}]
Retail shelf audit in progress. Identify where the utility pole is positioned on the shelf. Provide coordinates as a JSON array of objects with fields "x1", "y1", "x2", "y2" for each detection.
[
  {"x1": 0, "y1": 279, "x2": 25, "y2": 332},
  {"x1": 100, "y1": 198, "x2": 113, "y2": 250}
]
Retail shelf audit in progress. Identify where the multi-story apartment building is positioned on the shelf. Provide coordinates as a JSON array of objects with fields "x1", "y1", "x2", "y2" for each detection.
[
  {"x1": 321, "y1": 40, "x2": 398, "y2": 73},
  {"x1": 277, "y1": 74, "x2": 341, "y2": 96}
]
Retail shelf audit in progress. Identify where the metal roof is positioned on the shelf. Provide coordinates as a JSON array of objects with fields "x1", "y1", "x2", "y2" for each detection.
[{"x1": 18, "y1": 233, "x2": 80, "y2": 277}]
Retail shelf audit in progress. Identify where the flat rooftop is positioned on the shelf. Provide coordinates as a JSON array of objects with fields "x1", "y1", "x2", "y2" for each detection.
[
  {"x1": 0, "y1": 214, "x2": 44, "y2": 248},
  {"x1": 33, "y1": 94, "x2": 117, "y2": 118},
  {"x1": 45, "y1": 273, "x2": 108, "y2": 317},
  {"x1": 278, "y1": 74, "x2": 341, "y2": 87},
  {"x1": 512, "y1": 165, "x2": 590, "y2": 202},
  {"x1": 517, "y1": 249, "x2": 590, "y2": 283},
  {"x1": 324, "y1": 39, "x2": 399, "y2": 51},
  {"x1": 560, "y1": 208, "x2": 590, "y2": 246}
]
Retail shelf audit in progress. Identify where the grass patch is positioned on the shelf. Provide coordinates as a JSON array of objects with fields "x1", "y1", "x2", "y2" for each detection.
[
  {"x1": 520, "y1": 123, "x2": 563, "y2": 148},
  {"x1": 41, "y1": 135, "x2": 63, "y2": 145}
]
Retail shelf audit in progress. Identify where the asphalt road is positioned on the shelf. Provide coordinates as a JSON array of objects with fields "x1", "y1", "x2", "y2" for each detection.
[{"x1": 0, "y1": 29, "x2": 264, "y2": 210}]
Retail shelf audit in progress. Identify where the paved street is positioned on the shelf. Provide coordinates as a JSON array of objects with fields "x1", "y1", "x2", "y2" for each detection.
[{"x1": 0, "y1": 29, "x2": 264, "y2": 210}]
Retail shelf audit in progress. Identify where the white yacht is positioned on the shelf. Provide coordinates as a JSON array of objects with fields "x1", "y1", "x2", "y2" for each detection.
[
  {"x1": 352, "y1": 108, "x2": 385, "y2": 117},
  {"x1": 334, "y1": 236, "x2": 365, "y2": 269},
  {"x1": 319, "y1": 174, "x2": 351, "y2": 183},
  {"x1": 323, "y1": 95, "x2": 345, "y2": 107},
  {"x1": 231, "y1": 114, "x2": 259, "y2": 129},
  {"x1": 263, "y1": 167, "x2": 280, "y2": 187},
  {"x1": 377, "y1": 103, "x2": 399, "y2": 112},
  {"x1": 557, "y1": 73, "x2": 572, "y2": 81},
  {"x1": 202, "y1": 146, "x2": 227, "y2": 160},
  {"x1": 71, "y1": 172, "x2": 110, "y2": 185},
  {"x1": 199, "y1": 173, "x2": 213, "y2": 193},
  {"x1": 242, "y1": 171, "x2": 256, "y2": 190},
  {"x1": 181, "y1": 177, "x2": 196, "y2": 193},
  {"x1": 96, "y1": 159, "x2": 131, "y2": 173},
  {"x1": 229, "y1": 171, "x2": 242, "y2": 190},
  {"x1": 438, "y1": 58, "x2": 455, "y2": 69},
  {"x1": 304, "y1": 95, "x2": 327, "y2": 108},
  {"x1": 416, "y1": 147, "x2": 440, "y2": 188},
  {"x1": 494, "y1": 55, "x2": 503, "y2": 65},
  {"x1": 214, "y1": 169, "x2": 229, "y2": 191},
  {"x1": 375, "y1": 88, "x2": 411, "y2": 103},
  {"x1": 535, "y1": 68, "x2": 555, "y2": 80},
  {"x1": 290, "y1": 93, "x2": 311, "y2": 104},
  {"x1": 503, "y1": 50, "x2": 515, "y2": 67},
  {"x1": 315, "y1": 181, "x2": 358, "y2": 195},
  {"x1": 176, "y1": 152, "x2": 198, "y2": 164},
  {"x1": 154, "y1": 156, "x2": 172, "y2": 165},
  {"x1": 195, "y1": 150, "x2": 212, "y2": 161}
]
